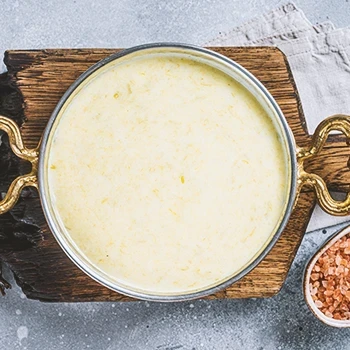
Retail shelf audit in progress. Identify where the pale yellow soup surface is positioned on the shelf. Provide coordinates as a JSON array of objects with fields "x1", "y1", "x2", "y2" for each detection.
[{"x1": 47, "y1": 55, "x2": 289, "y2": 294}]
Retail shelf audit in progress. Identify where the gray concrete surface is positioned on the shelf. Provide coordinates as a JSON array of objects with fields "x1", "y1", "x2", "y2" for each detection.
[{"x1": 1, "y1": 0, "x2": 350, "y2": 349}]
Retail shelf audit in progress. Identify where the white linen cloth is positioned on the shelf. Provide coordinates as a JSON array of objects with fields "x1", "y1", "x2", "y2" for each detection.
[{"x1": 206, "y1": 2, "x2": 350, "y2": 232}]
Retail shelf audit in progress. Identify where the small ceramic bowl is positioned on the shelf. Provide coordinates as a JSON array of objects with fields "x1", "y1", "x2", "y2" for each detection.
[{"x1": 304, "y1": 225, "x2": 350, "y2": 327}]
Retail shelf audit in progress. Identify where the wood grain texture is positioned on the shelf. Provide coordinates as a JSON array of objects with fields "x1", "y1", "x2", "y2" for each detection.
[{"x1": 0, "y1": 47, "x2": 347, "y2": 302}]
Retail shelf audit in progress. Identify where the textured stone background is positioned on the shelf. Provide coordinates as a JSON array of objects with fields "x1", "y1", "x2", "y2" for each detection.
[{"x1": 1, "y1": 0, "x2": 350, "y2": 349}]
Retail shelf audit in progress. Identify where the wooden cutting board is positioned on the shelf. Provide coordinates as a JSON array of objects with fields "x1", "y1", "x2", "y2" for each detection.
[{"x1": 0, "y1": 47, "x2": 349, "y2": 302}]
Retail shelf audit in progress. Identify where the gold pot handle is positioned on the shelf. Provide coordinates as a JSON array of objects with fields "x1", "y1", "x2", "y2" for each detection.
[
  {"x1": 297, "y1": 114, "x2": 350, "y2": 216},
  {"x1": 0, "y1": 116, "x2": 39, "y2": 214}
]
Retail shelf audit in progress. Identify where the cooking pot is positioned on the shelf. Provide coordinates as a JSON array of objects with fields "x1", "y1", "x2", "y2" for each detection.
[{"x1": 0, "y1": 43, "x2": 349, "y2": 301}]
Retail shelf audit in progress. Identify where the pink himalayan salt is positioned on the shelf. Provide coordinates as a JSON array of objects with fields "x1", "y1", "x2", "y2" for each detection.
[{"x1": 310, "y1": 235, "x2": 350, "y2": 320}]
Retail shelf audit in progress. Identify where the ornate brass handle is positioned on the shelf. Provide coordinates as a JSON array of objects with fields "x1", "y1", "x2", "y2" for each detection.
[
  {"x1": 297, "y1": 114, "x2": 350, "y2": 216},
  {"x1": 0, "y1": 116, "x2": 39, "y2": 214},
  {"x1": 0, "y1": 114, "x2": 349, "y2": 217}
]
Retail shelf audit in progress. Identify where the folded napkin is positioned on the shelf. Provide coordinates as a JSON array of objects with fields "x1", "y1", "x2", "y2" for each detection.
[{"x1": 206, "y1": 2, "x2": 350, "y2": 232}]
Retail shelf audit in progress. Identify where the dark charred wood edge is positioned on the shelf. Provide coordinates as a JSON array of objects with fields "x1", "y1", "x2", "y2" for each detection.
[{"x1": 0, "y1": 53, "x2": 44, "y2": 295}]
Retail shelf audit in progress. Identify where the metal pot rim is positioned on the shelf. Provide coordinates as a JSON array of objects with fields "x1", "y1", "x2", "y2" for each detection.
[{"x1": 36, "y1": 42, "x2": 298, "y2": 301}]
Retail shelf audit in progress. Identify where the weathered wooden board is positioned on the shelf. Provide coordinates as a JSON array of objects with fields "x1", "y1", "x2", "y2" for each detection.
[{"x1": 0, "y1": 47, "x2": 348, "y2": 302}]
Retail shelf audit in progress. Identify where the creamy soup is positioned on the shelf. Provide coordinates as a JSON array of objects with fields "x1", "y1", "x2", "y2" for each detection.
[{"x1": 47, "y1": 54, "x2": 289, "y2": 294}]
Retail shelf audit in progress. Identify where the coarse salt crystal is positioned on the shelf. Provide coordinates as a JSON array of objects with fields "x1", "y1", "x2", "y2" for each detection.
[
  {"x1": 334, "y1": 313, "x2": 342, "y2": 320},
  {"x1": 340, "y1": 285, "x2": 348, "y2": 295},
  {"x1": 326, "y1": 297, "x2": 333, "y2": 305},
  {"x1": 336, "y1": 255, "x2": 342, "y2": 266},
  {"x1": 314, "y1": 300, "x2": 323, "y2": 308},
  {"x1": 341, "y1": 303, "x2": 349, "y2": 312},
  {"x1": 333, "y1": 289, "x2": 341, "y2": 299},
  {"x1": 336, "y1": 266, "x2": 345, "y2": 275},
  {"x1": 311, "y1": 273, "x2": 319, "y2": 281},
  {"x1": 325, "y1": 310, "x2": 333, "y2": 318}
]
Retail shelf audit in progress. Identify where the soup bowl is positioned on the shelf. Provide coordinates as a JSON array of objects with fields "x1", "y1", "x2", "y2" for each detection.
[{"x1": 0, "y1": 43, "x2": 349, "y2": 301}]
